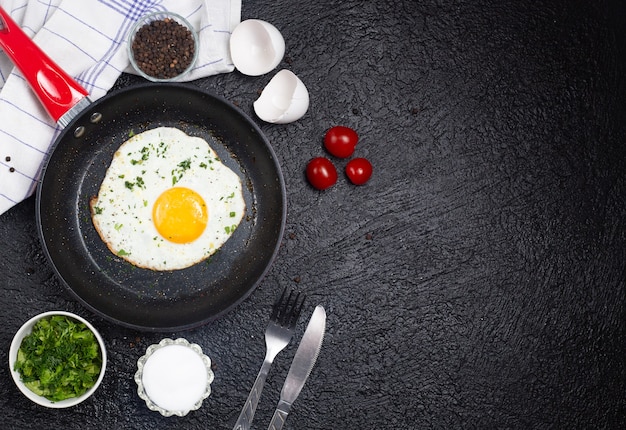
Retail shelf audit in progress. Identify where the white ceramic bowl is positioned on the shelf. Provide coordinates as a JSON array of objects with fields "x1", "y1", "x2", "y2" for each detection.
[
  {"x1": 127, "y1": 11, "x2": 199, "y2": 82},
  {"x1": 8, "y1": 311, "x2": 107, "y2": 408},
  {"x1": 135, "y1": 338, "x2": 214, "y2": 417}
]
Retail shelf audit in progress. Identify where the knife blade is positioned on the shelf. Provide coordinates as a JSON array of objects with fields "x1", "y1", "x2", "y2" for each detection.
[{"x1": 267, "y1": 305, "x2": 326, "y2": 430}]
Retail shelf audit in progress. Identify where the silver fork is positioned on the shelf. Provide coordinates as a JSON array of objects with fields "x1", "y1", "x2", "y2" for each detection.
[{"x1": 233, "y1": 287, "x2": 305, "y2": 430}]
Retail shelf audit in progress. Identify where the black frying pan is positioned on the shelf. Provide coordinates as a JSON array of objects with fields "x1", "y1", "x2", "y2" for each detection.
[{"x1": 0, "y1": 8, "x2": 286, "y2": 331}]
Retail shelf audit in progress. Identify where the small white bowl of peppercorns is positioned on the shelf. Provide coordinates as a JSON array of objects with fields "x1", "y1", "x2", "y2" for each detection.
[{"x1": 128, "y1": 11, "x2": 199, "y2": 82}]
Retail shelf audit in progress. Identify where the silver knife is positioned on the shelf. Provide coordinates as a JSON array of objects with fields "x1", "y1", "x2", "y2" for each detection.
[{"x1": 267, "y1": 305, "x2": 326, "y2": 430}]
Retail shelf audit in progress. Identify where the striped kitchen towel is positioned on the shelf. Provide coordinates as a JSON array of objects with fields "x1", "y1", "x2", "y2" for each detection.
[{"x1": 0, "y1": 0, "x2": 241, "y2": 216}]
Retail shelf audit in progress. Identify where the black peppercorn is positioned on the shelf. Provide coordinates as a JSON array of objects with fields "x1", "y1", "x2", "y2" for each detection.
[{"x1": 131, "y1": 17, "x2": 195, "y2": 80}]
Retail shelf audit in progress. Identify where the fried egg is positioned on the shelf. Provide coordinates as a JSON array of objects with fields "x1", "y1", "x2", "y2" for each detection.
[{"x1": 90, "y1": 127, "x2": 245, "y2": 271}]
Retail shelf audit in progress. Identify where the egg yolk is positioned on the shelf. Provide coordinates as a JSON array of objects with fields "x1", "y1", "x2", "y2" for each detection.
[{"x1": 153, "y1": 187, "x2": 208, "y2": 243}]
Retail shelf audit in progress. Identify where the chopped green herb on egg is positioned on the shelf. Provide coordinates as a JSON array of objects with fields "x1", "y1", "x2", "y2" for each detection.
[
  {"x1": 224, "y1": 224, "x2": 239, "y2": 234},
  {"x1": 157, "y1": 141, "x2": 168, "y2": 157},
  {"x1": 220, "y1": 191, "x2": 236, "y2": 201},
  {"x1": 171, "y1": 158, "x2": 192, "y2": 185},
  {"x1": 124, "y1": 176, "x2": 145, "y2": 191}
]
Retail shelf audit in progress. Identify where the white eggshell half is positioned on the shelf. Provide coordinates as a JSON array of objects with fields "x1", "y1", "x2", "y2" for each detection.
[
  {"x1": 230, "y1": 19, "x2": 285, "y2": 76},
  {"x1": 253, "y1": 70, "x2": 310, "y2": 124}
]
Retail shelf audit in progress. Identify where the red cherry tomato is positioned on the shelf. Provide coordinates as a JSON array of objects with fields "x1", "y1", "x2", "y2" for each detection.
[
  {"x1": 306, "y1": 157, "x2": 338, "y2": 190},
  {"x1": 323, "y1": 126, "x2": 359, "y2": 158},
  {"x1": 345, "y1": 158, "x2": 373, "y2": 185}
]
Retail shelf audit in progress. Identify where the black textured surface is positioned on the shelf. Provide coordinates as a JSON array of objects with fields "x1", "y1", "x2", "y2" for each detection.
[{"x1": 2, "y1": 0, "x2": 626, "y2": 428}]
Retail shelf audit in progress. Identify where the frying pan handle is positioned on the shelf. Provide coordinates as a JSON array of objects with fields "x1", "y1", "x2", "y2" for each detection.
[{"x1": 0, "y1": 6, "x2": 89, "y2": 126}]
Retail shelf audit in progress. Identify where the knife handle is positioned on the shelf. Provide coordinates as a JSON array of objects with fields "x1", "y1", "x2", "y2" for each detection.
[
  {"x1": 233, "y1": 360, "x2": 272, "y2": 430},
  {"x1": 267, "y1": 400, "x2": 291, "y2": 430}
]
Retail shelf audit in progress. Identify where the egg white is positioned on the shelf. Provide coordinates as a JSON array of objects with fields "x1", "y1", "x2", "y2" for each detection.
[{"x1": 90, "y1": 127, "x2": 245, "y2": 271}]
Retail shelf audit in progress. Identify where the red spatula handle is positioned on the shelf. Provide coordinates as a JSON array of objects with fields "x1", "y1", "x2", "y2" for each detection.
[{"x1": 0, "y1": 6, "x2": 89, "y2": 124}]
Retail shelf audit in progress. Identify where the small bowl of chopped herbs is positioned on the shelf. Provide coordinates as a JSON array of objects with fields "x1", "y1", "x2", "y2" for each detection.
[
  {"x1": 128, "y1": 11, "x2": 199, "y2": 82},
  {"x1": 8, "y1": 311, "x2": 107, "y2": 408}
]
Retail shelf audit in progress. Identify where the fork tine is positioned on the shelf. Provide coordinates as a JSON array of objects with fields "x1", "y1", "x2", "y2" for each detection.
[
  {"x1": 286, "y1": 292, "x2": 305, "y2": 328},
  {"x1": 271, "y1": 287, "x2": 305, "y2": 328},
  {"x1": 269, "y1": 287, "x2": 288, "y2": 321}
]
